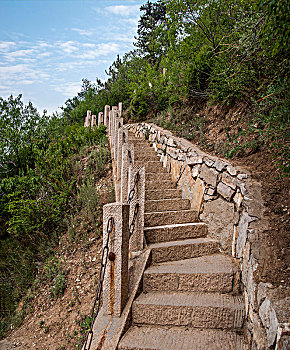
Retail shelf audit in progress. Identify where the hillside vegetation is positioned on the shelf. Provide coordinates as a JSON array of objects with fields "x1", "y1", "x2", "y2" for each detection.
[
  {"x1": 63, "y1": 0, "x2": 289, "y2": 175},
  {"x1": 0, "y1": 95, "x2": 111, "y2": 338}
]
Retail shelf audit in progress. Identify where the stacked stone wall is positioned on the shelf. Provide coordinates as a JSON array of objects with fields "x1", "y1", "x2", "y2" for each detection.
[{"x1": 127, "y1": 122, "x2": 289, "y2": 350}]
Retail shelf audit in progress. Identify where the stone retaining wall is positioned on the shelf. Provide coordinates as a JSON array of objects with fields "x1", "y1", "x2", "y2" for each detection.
[{"x1": 128, "y1": 122, "x2": 289, "y2": 350}]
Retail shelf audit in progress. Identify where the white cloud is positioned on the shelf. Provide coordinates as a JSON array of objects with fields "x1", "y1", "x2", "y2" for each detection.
[
  {"x1": 0, "y1": 63, "x2": 49, "y2": 84},
  {"x1": 71, "y1": 28, "x2": 94, "y2": 37},
  {"x1": 57, "y1": 41, "x2": 79, "y2": 54},
  {"x1": 0, "y1": 41, "x2": 16, "y2": 52},
  {"x1": 105, "y1": 5, "x2": 140, "y2": 17},
  {"x1": 54, "y1": 82, "x2": 81, "y2": 97},
  {"x1": 122, "y1": 17, "x2": 139, "y2": 26}
]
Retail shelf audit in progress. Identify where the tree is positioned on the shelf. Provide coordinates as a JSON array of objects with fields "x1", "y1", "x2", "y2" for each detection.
[
  {"x1": 0, "y1": 95, "x2": 45, "y2": 176},
  {"x1": 134, "y1": 0, "x2": 168, "y2": 64}
]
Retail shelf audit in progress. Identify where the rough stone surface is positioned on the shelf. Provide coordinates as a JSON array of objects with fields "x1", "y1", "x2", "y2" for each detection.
[
  {"x1": 143, "y1": 255, "x2": 235, "y2": 293},
  {"x1": 149, "y1": 237, "x2": 219, "y2": 263},
  {"x1": 236, "y1": 211, "x2": 253, "y2": 258},
  {"x1": 128, "y1": 165, "x2": 145, "y2": 252},
  {"x1": 201, "y1": 198, "x2": 235, "y2": 253},
  {"x1": 222, "y1": 172, "x2": 237, "y2": 189},
  {"x1": 217, "y1": 181, "x2": 235, "y2": 201},
  {"x1": 213, "y1": 159, "x2": 228, "y2": 172},
  {"x1": 199, "y1": 164, "x2": 218, "y2": 187},
  {"x1": 227, "y1": 165, "x2": 237, "y2": 176},
  {"x1": 191, "y1": 164, "x2": 201, "y2": 177},
  {"x1": 132, "y1": 291, "x2": 245, "y2": 329},
  {"x1": 144, "y1": 222, "x2": 208, "y2": 243},
  {"x1": 191, "y1": 177, "x2": 205, "y2": 213},
  {"x1": 259, "y1": 298, "x2": 279, "y2": 347},
  {"x1": 121, "y1": 143, "x2": 134, "y2": 203},
  {"x1": 118, "y1": 326, "x2": 248, "y2": 350},
  {"x1": 145, "y1": 209, "x2": 198, "y2": 227},
  {"x1": 102, "y1": 203, "x2": 129, "y2": 316}
]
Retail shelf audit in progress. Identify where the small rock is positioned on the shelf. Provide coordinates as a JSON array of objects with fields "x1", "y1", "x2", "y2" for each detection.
[
  {"x1": 191, "y1": 164, "x2": 201, "y2": 178},
  {"x1": 199, "y1": 164, "x2": 218, "y2": 187},
  {"x1": 217, "y1": 182, "x2": 235, "y2": 201},
  {"x1": 237, "y1": 173, "x2": 248, "y2": 180},
  {"x1": 213, "y1": 159, "x2": 227, "y2": 172},
  {"x1": 204, "y1": 157, "x2": 214, "y2": 167},
  {"x1": 227, "y1": 165, "x2": 237, "y2": 176},
  {"x1": 221, "y1": 172, "x2": 237, "y2": 189}
]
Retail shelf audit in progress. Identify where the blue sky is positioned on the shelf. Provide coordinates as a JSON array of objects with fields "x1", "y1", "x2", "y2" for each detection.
[{"x1": 0, "y1": 0, "x2": 149, "y2": 114}]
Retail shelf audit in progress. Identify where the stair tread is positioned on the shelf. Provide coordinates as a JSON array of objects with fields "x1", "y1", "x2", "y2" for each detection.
[
  {"x1": 145, "y1": 209, "x2": 196, "y2": 215},
  {"x1": 148, "y1": 237, "x2": 217, "y2": 249},
  {"x1": 144, "y1": 222, "x2": 205, "y2": 231},
  {"x1": 144, "y1": 254, "x2": 236, "y2": 275},
  {"x1": 134, "y1": 291, "x2": 243, "y2": 308},
  {"x1": 118, "y1": 325, "x2": 247, "y2": 350}
]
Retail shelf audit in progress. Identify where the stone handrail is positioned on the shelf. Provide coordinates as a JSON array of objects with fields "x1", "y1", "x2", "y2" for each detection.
[{"x1": 84, "y1": 105, "x2": 146, "y2": 321}]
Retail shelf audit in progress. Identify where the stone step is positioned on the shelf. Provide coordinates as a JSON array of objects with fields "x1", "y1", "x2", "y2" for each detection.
[
  {"x1": 128, "y1": 139, "x2": 147, "y2": 145},
  {"x1": 146, "y1": 188, "x2": 182, "y2": 200},
  {"x1": 146, "y1": 172, "x2": 171, "y2": 182},
  {"x1": 146, "y1": 180, "x2": 176, "y2": 190},
  {"x1": 135, "y1": 154, "x2": 158, "y2": 162},
  {"x1": 149, "y1": 237, "x2": 219, "y2": 264},
  {"x1": 143, "y1": 255, "x2": 236, "y2": 293},
  {"x1": 133, "y1": 143, "x2": 153, "y2": 150},
  {"x1": 145, "y1": 209, "x2": 198, "y2": 227},
  {"x1": 132, "y1": 291, "x2": 245, "y2": 329},
  {"x1": 145, "y1": 223, "x2": 208, "y2": 244},
  {"x1": 118, "y1": 326, "x2": 248, "y2": 350},
  {"x1": 135, "y1": 161, "x2": 166, "y2": 173},
  {"x1": 133, "y1": 146, "x2": 155, "y2": 153},
  {"x1": 145, "y1": 198, "x2": 190, "y2": 213}
]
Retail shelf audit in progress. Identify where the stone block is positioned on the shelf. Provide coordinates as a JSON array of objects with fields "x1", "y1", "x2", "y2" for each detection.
[
  {"x1": 259, "y1": 298, "x2": 279, "y2": 348},
  {"x1": 121, "y1": 143, "x2": 134, "y2": 203},
  {"x1": 234, "y1": 191, "x2": 243, "y2": 210},
  {"x1": 236, "y1": 211, "x2": 253, "y2": 258},
  {"x1": 191, "y1": 164, "x2": 201, "y2": 178},
  {"x1": 199, "y1": 164, "x2": 218, "y2": 187},
  {"x1": 128, "y1": 165, "x2": 145, "y2": 252},
  {"x1": 217, "y1": 182, "x2": 235, "y2": 201},
  {"x1": 244, "y1": 197, "x2": 264, "y2": 218},
  {"x1": 222, "y1": 172, "x2": 237, "y2": 189},
  {"x1": 102, "y1": 203, "x2": 129, "y2": 317},
  {"x1": 91, "y1": 114, "x2": 97, "y2": 127},
  {"x1": 237, "y1": 173, "x2": 248, "y2": 180},
  {"x1": 227, "y1": 165, "x2": 237, "y2": 176},
  {"x1": 200, "y1": 198, "x2": 234, "y2": 253},
  {"x1": 150, "y1": 238, "x2": 219, "y2": 263},
  {"x1": 204, "y1": 157, "x2": 214, "y2": 167},
  {"x1": 213, "y1": 159, "x2": 228, "y2": 171},
  {"x1": 191, "y1": 177, "x2": 205, "y2": 213},
  {"x1": 104, "y1": 105, "x2": 110, "y2": 127},
  {"x1": 251, "y1": 312, "x2": 267, "y2": 350},
  {"x1": 186, "y1": 155, "x2": 203, "y2": 165},
  {"x1": 144, "y1": 223, "x2": 208, "y2": 243},
  {"x1": 98, "y1": 112, "x2": 103, "y2": 126}
]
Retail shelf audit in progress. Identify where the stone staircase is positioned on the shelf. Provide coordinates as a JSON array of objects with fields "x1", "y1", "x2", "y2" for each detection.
[{"x1": 118, "y1": 134, "x2": 247, "y2": 350}]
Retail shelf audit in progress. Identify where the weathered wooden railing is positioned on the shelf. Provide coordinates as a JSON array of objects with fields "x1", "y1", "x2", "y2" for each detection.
[{"x1": 82, "y1": 105, "x2": 146, "y2": 350}]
